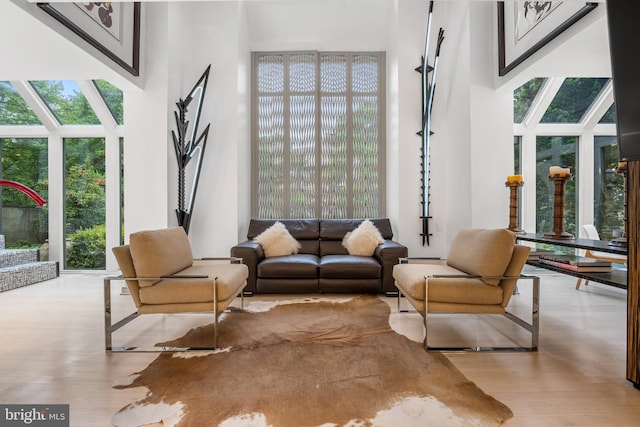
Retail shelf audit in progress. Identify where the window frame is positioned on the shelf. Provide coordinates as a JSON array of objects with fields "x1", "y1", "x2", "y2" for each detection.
[{"x1": 251, "y1": 50, "x2": 386, "y2": 219}]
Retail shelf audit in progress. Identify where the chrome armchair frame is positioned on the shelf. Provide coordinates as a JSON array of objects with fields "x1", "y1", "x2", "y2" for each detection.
[
  {"x1": 397, "y1": 273, "x2": 540, "y2": 352},
  {"x1": 104, "y1": 274, "x2": 244, "y2": 352}
]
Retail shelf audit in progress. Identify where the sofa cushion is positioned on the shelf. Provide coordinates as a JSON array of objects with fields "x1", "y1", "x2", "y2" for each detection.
[
  {"x1": 446, "y1": 228, "x2": 515, "y2": 286},
  {"x1": 341, "y1": 219, "x2": 384, "y2": 256},
  {"x1": 319, "y1": 255, "x2": 381, "y2": 279},
  {"x1": 248, "y1": 219, "x2": 319, "y2": 240},
  {"x1": 258, "y1": 254, "x2": 319, "y2": 278},
  {"x1": 320, "y1": 218, "x2": 393, "y2": 240},
  {"x1": 129, "y1": 227, "x2": 193, "y2": 287},
  {"x1": 253, "y1": 221, "x2": 302, "y2": 258}
]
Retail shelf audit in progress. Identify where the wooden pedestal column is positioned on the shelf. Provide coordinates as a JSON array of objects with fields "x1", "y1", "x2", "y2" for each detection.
[
  {"x1": 627, "y1": 161, "x2": 640, "y2": 388},
  {"x1": 543, "y1": 173, "x2": 574, "y2": 240}
]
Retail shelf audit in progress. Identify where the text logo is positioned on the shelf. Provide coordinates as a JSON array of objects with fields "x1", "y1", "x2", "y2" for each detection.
[{"x1": 0, "y1": 405, "x2": 69, "y2": 427}]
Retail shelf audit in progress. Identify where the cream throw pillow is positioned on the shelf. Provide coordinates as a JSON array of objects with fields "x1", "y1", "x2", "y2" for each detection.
[
  {"x1": 342, "y1": 220, "x2": 384, "y2": 256},
  {"x1": 253, "y1": 221, "x2": 301, "y2": 257}
]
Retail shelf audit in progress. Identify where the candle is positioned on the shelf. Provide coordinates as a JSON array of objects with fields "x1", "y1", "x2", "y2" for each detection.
[
  {"x1": 549, "y1": 166, "x2": 570, "y2": 177},
  {"x1": 507, "y1": 175, "x2": 523, "y2": 183}
]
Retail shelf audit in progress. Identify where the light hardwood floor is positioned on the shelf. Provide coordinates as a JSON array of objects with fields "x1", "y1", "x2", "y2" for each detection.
[{"x1": 0, "y1": 266, "x2": 639, "y2": 426}]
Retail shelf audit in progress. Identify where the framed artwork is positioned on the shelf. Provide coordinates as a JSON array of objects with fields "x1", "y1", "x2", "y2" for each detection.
[
  {"x1": 498, "y1": 2, "x2": 598, "y2": 76},
  {"x1": 38, "y1": 2, "x2": 141, "y2": 76}
]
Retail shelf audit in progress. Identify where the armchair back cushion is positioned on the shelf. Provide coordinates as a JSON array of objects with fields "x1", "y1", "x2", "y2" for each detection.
[
  {"x1": 129, "y1": 226, "x2": 193, "y2": 287},
  {"x1": 499, "y1": 244, "x2": 531, "y2": 306},
  {"x1": 112, "y1": 244, "x2": 142, "y2": 308},
  {"x1": 446, "y1": 228, "x2": 515, "y2": 286}
]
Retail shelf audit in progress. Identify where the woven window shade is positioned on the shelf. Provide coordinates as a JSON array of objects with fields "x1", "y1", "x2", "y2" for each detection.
[{"x1": 252, "y1": 51, "x2": 385, "y2": 219}]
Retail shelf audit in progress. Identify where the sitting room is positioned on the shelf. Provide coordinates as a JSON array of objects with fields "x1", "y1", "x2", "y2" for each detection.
[{"x1": 1, "y1": 0, "x2": 640, "y2": 426}]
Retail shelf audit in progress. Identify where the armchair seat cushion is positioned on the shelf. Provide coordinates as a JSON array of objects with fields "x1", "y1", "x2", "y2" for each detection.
[
  {"x1": 392, "y1": 263, "x2": 503, "y2": 305},
  {"x1": 319, "y1": 255, "x2": 381, "y2": 279},
  {"x1": 257, "y1": 254, "x2": 319, "y2": 278},
  {"x1": 139, "y1": 263, "x2": 248, "y2": 305},
  {"x1": 428, "y1": 280, "x2": 503, "y2": 305}
]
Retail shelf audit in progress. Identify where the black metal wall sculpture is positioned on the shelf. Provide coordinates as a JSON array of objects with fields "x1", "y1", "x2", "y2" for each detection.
[
  {"x1": 172, "y1": 65, "x2": 211, "y2": 234},
  {"x1": 415, "y1": 1, "x2": 444, "y2": 246}
]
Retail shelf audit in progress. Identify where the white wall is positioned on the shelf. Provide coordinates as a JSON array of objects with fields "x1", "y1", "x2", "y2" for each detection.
[
  {"x1": 160, "y1": 2, "x2": 246, "y2": 257},
  {"x1": 468, "y1": 2, "x2": 514, "y2": 230},
  {"x1": 237, "y1": 1, "x2": 252, "y2": 242},
  {"x1": 124, "y1": 3, "x2": 170, "y2": 238},
  {"x1": 5, "y1": 1, "x2": 142, "y2": 88},
  {"x1": 395, "y1": 0, "x2": 447, "y2": 256},
  {"x1": 0, "y1": 0, "x2": 614, "y2": 265},
  {"x1": 396, "y1": 1, "x2": 514, "y2": 258},
  {"x1": 412, "y1": 1, "x2": 611, "y2": 256}
]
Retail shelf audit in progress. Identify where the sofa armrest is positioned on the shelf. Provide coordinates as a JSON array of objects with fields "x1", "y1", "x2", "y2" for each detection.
[
  {"x1": 230, "y1": 240, "x2": 264, "y2": 293},
  {"x1": 375, "y1": 240, "x2": 409, "y2": 294}
]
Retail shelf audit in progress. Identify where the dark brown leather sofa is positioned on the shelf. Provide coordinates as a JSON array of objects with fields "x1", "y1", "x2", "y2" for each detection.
[{"x1": 230, "y1": 218, "x2": 408, "y2": 294}]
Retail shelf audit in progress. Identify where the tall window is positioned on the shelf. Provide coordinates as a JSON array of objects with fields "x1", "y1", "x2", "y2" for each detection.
[
  {"x1": 594, "y1": 136, "x2": 624, "y2": 240},
  {"x1": 64, "y1": 138, "x2": 106, "y2": 269},
  {"x1": 514, "y1": 77, "x2": 617, "y2": 240},
  {"x1": 536, "y1": 136, "x2": 578, "y2": 237},
  {"x1": 252, "y1": 51, "x2": 386, "y2": 219},
  {"x1": 0, "y1": 138, "x2": 48, "y2": 251},
  {"x1": 0, "y1": 79, "x2": 123, "y2": 271}
]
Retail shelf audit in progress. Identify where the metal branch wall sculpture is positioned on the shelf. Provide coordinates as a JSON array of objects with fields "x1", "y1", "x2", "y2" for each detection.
[
  {"x1": 172, "y1": 65, "x2": 211, "y2": 234},
  {"x1": 415, "y1": 1, "x2": 444, "y2": 246}
]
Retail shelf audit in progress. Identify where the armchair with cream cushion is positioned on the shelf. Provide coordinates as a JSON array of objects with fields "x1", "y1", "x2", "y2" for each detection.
[
  {"x1": 392, "y1": 228, "x2": 539, "y2": 351},
  {"x1": 106, "y1": 226, "x2": 249, "y2": 351}
]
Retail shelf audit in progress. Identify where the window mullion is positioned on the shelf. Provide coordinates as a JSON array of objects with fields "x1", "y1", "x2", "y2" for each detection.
[
  {"x1": 283, "y1": 53, "x2": 292, "y2": 216},
  {"x1": 314, "y1": 51, "x2": 322, "y2": 218},
  {"x1": 346, "y1": 54, "x2": 354, "y2": 218}
]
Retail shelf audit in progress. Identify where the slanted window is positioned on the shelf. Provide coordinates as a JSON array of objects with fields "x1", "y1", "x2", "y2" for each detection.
[
  {"x1": 599, "y1": 104, "x2": 616, "y2": 124},
  {"x1": 94, "y1": 79, "x2": 124, "y2": 125},
  {"x1": 513, "y1": 77, "x2": 545, "y2": 123},
  {"x1": 0, "y1": 82, "x2": 41, "y2": 125},
  {"x1": 540, "y1": 78, "x2": 610, "y2": 123},
  {"x1": 252, "y1": 51, "x2": 386, "y2": 219},
  {"x1": 31, "y1": 80, "x2": 100, "y2": 125}
]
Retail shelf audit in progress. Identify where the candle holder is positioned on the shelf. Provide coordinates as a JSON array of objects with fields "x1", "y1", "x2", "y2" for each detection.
[
  {"x1": 610, "y1": 162, "x2": 628, "y2": 248},
  {"x1": 543, "y1": 173, "x2": 575, "y2": 240},
  {"x1": 505, "y1": 180, "x2": 525, "y2": 233}
]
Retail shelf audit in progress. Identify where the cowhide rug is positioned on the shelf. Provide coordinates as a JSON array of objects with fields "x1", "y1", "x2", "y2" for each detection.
[{"x1": 112, "y1": 295, "x2": 512, "y2": 427}]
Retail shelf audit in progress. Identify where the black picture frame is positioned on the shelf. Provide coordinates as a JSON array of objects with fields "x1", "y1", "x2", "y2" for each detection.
[
  {"x1": 498, "y1": 2, "x2": 598, "y2": 76},
  {"x1": 38, "y1": 2, "x2": 141, "y2": 77}
]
